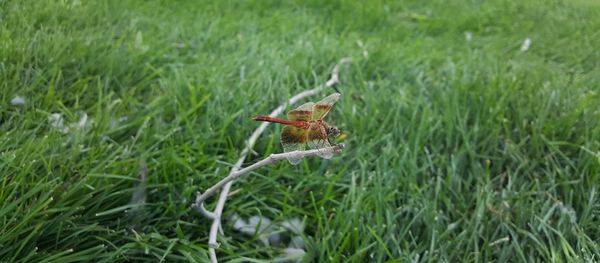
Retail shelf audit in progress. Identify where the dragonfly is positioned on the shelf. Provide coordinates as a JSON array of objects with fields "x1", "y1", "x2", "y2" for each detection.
[{"x1": 253, "y1": 93, "x2": 341, "y2": 165}]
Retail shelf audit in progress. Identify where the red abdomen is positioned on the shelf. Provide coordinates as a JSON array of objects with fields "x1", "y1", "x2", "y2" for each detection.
[{"x1": 253, "y1": 116, "x2": 306, "y2": 127}]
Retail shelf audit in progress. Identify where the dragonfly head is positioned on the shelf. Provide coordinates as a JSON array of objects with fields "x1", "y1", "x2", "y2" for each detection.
[{"x1": 327, "y1": 126, "x2": 341, "y2": 138}]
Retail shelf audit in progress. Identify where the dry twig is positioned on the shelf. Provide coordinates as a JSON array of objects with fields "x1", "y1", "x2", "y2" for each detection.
[
  {"x1": 195, "y1": 144, "x2": 345, "y2": 204},
  {"x1": 191, "y1": 58, "x2": 350, "y2": 263}
]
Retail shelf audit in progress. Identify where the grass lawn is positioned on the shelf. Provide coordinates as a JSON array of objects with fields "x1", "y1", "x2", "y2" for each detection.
[{"x1": 1, "y1": 0, "x2": 599, "y2": 262}]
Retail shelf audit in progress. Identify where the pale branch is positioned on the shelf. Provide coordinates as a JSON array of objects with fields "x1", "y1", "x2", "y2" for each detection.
[
  {"x1": 195, "y1": 203, "x2": 215, "y2": 220},
  {"x1": 192, "y1": 57, "x2": 350, "y2": 208},
  {"x1": 195, "y1": 144, "x2": 345, "y2": 204},
  {"x1": 205, "y1": 145, "x2": 344, "y2": 250},
  {"x1": 192, "y1": 58, "x2": 350, "y2": 263}
]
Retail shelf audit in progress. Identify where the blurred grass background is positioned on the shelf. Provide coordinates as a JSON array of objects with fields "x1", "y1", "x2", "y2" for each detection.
[{"x1": 1, "y1": 0, "x2": 599, "y2": 261}]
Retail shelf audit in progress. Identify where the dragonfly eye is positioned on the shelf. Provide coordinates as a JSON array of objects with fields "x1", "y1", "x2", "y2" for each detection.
[{"x1": 327, "y1": 126, "x2": 340, "y2": 138}]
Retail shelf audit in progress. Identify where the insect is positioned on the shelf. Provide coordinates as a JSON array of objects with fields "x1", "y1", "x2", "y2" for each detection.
[{"x1": 253, "y1": 93, "x2": 341, "y2": 165}]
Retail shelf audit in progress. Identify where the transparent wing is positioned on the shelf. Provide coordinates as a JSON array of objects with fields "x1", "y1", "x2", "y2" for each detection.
[
  {"x1": 287, "y1": 102, "x2": 314, "y2": 121},
  {"x1": 306, "y1": 123, "x2": 333, "y2": 159},
  {"x1": 281, "y1": 126, "x2": 307, "y2": 165},
  {"x1": 311, "y1": 93, "x2": 340, "y2": 120}
]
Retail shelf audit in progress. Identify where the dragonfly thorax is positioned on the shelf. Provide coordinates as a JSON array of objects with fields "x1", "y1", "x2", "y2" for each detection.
[{"x1": 305, "y1": 120, "x2": 339, "y2": 138}]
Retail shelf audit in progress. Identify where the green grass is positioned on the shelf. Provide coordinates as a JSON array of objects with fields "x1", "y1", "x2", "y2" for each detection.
[{"x1": 1, "y1": 0, "x2": 599, "y2": 262}]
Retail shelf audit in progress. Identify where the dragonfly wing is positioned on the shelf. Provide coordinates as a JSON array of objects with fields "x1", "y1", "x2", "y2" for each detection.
[
  {"x1": 287, "y1": 102, "x2": 314, "y2": 121},
  {"x1": 306, "y1": 123, "x2": 333, "y2": 159},
  {"x1": 312, "y1": 93, "x2": 340, "y2": 120},
  {"x1": 281, "y1": 125, "x2": 307, "y2": 165}
]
